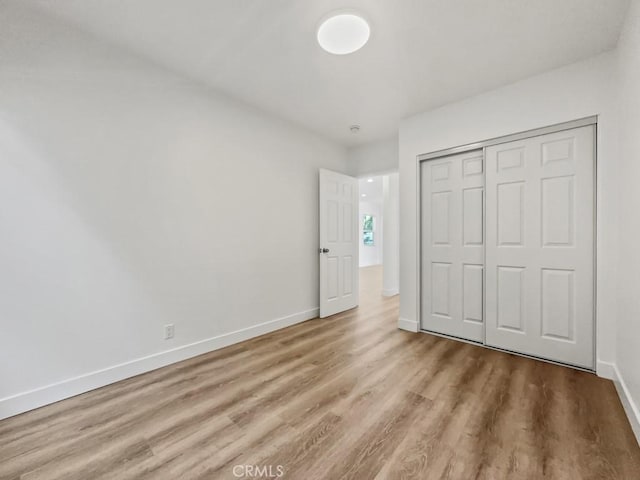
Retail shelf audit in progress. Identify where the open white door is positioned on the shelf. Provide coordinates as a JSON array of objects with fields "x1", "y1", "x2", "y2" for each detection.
[{"x1": 319, "y1": 169, "x2": 359, "y2": 318}]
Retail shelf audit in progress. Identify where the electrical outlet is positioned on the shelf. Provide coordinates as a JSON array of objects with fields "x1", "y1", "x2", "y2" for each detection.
[{"x1": 164, "y1": 324, "x2": 175, "y2": 340}]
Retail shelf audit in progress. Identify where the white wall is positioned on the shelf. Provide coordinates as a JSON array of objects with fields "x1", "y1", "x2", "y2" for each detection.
[
  {"x1": 0, "y1": 5, "x2": 347, "y2": 419},
  {"x1": 398, "y1": 52, "x2": 620, "y2": 368},
  {"x1": 347, "y1": 136, "x2": 399, "y2": 177},
  {"x1": 382, "y1": 173, "x2": 400, "y2": 296},
  {"x1": 359, "y1": 200, "x2": 383, "y2": 267},
  {"x1": 615, "y1": 0, "x2": 640, "y2": 441}
]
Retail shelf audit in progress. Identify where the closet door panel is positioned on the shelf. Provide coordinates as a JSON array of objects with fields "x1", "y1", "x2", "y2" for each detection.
[
  {"x1": 485, "y1": 125, "x2": 594, "y2": 368},
  {"x1": 421, "y1": 151, "x2": 484, "y2": 342}
]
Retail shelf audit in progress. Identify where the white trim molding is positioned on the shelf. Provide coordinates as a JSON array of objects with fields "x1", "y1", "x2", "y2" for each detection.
[
  {"x1": 597, "y1": 361, "x2": 640, "y2": 446},
  {"x1": 596, "y1": 360, "x2": 617, "y2": 380},
  {"x1": 398, "y1": 317, "x2": 419, "y2": 332},
  {"x1": 612, "y1": 364, "x2": 640, "y2": 446},
  {"x1": 0, "y1": 307, "x2": 319, "y2": 421},
  {"x1": 382, "y1": 288, "x2": 399, "y2": 297}
]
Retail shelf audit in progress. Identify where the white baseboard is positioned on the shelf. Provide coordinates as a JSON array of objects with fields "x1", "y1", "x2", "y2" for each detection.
[
  {"x1": 382, "y1": 288, "x2": 399, "y2": 297},
  {"x1": 597, "y1": 361, "x2": 640, "y2": 446},
  {"x1": 611, "y1": 364, "x2": 640, "y2": 446},
  {"x1": 0, "y1": 307, "x2": 319, "y2": 421},
  {"x1": 596, "y1": 360, "x2": 617, "y2": 380},
  {"x1": 398, "y1": 317, "x2": 419, "y2": 333}
]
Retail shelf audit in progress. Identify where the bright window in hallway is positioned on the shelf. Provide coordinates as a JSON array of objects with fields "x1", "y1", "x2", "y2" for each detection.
[{"x1": 362, "y1": 214, "x2": 375, "y2": 246}]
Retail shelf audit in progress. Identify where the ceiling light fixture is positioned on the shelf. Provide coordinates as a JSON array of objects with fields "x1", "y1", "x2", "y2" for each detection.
[
  {"x1": 350, "y1": 125, "x2": 361, "y2": 134},
  {"x1": 317, "y1": 13, "x2": 370, "y2": 55},
  {"x1": 367, "y1": 178, "x2": 374, "y2": 183},
  {"x1": 361, "y1": 194, "x2": 367, "y2": 197}
]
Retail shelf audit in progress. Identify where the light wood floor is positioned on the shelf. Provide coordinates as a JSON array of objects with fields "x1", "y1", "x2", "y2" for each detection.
[{"x1": 1, "y1": 266, "x2": 639, "y2": 480}]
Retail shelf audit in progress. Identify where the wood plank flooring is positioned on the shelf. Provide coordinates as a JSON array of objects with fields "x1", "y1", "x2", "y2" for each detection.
[{"x1": 1, "y1": 266, "x2": 639, "y2": 479}]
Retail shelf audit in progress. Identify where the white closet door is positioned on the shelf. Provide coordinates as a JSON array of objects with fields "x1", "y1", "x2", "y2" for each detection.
[
  {"x1": 421, "y1": 150, "x2": 484, "y2": 342},
  {"x1": 485, "y1": 125, "x2": 594, "y2": 368}
]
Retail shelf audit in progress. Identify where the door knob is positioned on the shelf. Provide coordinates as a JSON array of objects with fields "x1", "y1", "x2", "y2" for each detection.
[{"x1": 320, "y1": 248, "x2": 330, "y2": 253}]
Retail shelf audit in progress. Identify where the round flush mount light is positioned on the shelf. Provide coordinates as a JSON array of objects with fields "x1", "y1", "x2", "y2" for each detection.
[
  {"x1": 317, "y1": 13, "x2": 370, "y2": 55},
  {"x1": 350, "y1": 124, "x2": 361, "y2": 134}
]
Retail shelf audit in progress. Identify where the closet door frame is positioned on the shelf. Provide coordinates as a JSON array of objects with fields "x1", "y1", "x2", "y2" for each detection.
[{"x1": 416, "y1": 115, "x2": 597, "y2": 371}]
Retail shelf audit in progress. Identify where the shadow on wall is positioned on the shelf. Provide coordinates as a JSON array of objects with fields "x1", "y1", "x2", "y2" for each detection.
[{"x1": 0, "y1": 2, "x2": 348, "y2": 408}]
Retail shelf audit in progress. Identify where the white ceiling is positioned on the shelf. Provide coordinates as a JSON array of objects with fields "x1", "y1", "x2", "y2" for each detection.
[
  {"x1": 21, "y1": 0, "x2": 630, "y2": 146},
  {"x1": 359, "y1": 175, "x2": 384, "y2": 203}
]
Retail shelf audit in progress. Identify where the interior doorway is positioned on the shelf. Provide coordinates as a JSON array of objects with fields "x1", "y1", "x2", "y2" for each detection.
[{"x1": 358, "y1": 173, "x2": 399, "y2": 298}]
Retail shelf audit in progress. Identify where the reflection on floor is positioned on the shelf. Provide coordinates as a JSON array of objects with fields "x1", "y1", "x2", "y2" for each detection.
[{"x1": 1, "y1": 265, "x2": 639, "y2": 479}]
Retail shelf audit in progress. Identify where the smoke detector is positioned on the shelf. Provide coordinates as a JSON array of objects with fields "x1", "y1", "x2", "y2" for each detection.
[{"x1": 350, "y1": 125, "x2": 361, "y2": 134}]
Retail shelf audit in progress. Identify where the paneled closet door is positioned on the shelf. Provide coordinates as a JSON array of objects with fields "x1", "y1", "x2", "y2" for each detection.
[
  {"x1": 421, "y1": 150, "x2": 484, "y2": 342},
  {"x1": 485, "y1": 125, "x2": 595, "y2": 368}
]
